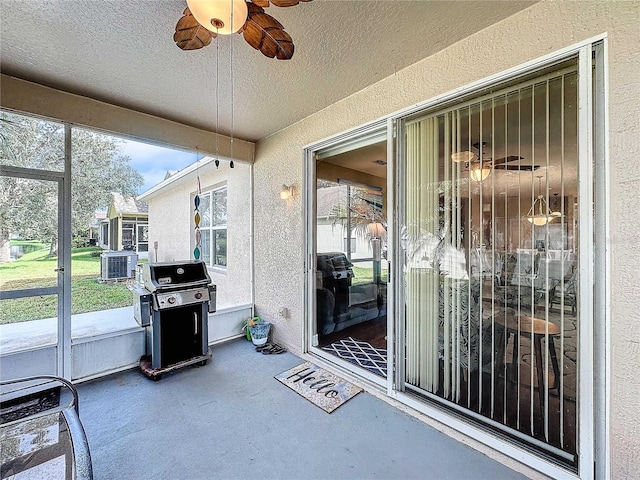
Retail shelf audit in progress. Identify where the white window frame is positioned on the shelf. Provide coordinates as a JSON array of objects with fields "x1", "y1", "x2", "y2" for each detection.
[
  {"x1": 200, "y1": 186, "x2": 227, "y2": 270},
  {"x1": 136, "y1": 222, "x2": 149, "y2": 253}
]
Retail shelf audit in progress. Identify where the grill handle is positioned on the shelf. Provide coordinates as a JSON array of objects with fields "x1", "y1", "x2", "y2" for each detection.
[{"x1": 194, "y1": 312, "x2": 198, "y2": 335}]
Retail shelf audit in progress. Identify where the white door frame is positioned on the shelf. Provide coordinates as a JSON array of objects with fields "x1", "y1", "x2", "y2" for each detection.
[{"x1": 303, "y1": 121, "x2": 391, "y2": 389}]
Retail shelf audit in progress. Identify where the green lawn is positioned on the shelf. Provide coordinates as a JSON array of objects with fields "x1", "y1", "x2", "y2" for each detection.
[
  {"x1": 1, "y1": 245, "x2": 133, "y2": 324},
  {"x1": 351, "y1": 265, "x2": 389, "y2": 285}
]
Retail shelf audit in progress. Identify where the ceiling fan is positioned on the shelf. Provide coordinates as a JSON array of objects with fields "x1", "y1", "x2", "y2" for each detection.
[
  {"x1": 174, "y1": 0, "x2": 312, "y2": 60},
  {"x1": 452, "y1": 142, "x2": 540, "y2": 181}
]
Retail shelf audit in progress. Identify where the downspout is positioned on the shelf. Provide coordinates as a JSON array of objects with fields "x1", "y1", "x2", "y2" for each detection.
[{"x1": 250, "y1": 162, "x2": 255, "y2": 317}]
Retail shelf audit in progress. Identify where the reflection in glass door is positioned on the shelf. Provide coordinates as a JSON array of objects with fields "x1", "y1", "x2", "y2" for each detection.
[
  {"x1": 312, "y1": 133, "x2": 389, "y2": 380},
  {"x1": 397, "y1": 60, "x2": 580, "y2": 465}
]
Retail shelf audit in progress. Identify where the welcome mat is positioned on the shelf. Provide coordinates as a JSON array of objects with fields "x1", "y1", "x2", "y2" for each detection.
[
  {"x1": 274, "y1": 362, "x2": 363, "y2": 413},
  {"x1": 322, "y1": 337, "x2": 387, "y2": 377}
]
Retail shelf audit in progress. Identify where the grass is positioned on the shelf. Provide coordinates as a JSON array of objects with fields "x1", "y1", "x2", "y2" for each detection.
[
  {"x1": 0, "y1": 245, "x2": 133, "y2": 324},
  {"x1": 351, "y1": 265, "x2": 389, "y2": 285}
]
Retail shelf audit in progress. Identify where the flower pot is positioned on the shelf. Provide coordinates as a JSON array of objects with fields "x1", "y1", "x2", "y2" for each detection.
[{"x1": 248, "y1": 322, "x2": 271, "y2": 346}]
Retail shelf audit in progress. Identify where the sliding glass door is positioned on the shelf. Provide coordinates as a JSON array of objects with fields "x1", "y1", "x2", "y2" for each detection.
[
  {"x1": 306, "y1": 127, "x2": 390, "y2": 383},
  {"x1": 397, "y1": 58, "x2": 581, "y2": 465},
  {"x1": 304, "y1": 44, "x2": 603, "y2": 476}
]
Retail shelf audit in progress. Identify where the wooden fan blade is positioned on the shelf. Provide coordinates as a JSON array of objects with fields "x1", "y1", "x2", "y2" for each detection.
[
  {"x1": 174, "y1": 8, "x2": 215, "y2": 51},
  {"x1": 493, "y1": 164, "x2": 541, "y2": 171},
  {"x1": 492, "y1": 155, "x2": 524, "y2": 165},
  {"x1": 243, "y1": 3, "x2": 294, "y2": 60},
  {"x1": 253, "y1": 0, "x2": 315, "y2": 8}
]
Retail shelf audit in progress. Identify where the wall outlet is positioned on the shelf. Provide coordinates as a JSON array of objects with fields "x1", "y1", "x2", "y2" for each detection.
[{"x1": 278, "y1": 307, "x2": 288, "y2": 318}]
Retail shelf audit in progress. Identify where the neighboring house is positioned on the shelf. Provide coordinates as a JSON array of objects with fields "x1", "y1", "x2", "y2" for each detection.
[
  {"x1": 88, "y1": 212, "x2": 106, "y2": 246},
  {"x1": 316, "y1": 184, "x2": 384, "y2": 263},
  {"x1": 137, "y1": 158, "x2": 252, "y2": 312},
  {"x1": 104, "y1": 192, "x2": 149, "y2": 256}
]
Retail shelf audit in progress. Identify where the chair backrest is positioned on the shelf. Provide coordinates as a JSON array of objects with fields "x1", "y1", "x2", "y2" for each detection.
[
  {"x1": 565, "y1": 268, "x2": 579, "y2": 294},
  {"x1": 540, "y1": 258, "x2": 573, "y2": 281},
  {"x1": 510, "y1": 251, "x2": 539, "y2": 287},
  {"x1": 470, "y1": 248, "x2": 502, "y2": 279},
  {"x1": 547, "y1": 250, "x2": 575, "y2": 262}
]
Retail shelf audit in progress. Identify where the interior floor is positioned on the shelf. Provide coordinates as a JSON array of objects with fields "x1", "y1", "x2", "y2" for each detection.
[
  {"x1": 319, "y1": 314, "x2": 387, "y2": 350},
  {"x1": 429, "y1": 360, "x2": 577, "y2": 461}
]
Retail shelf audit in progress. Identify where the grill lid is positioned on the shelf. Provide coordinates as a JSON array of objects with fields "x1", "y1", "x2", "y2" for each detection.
[{"x1": 141, "y1": 261, "x2": 212, "y2": 292}]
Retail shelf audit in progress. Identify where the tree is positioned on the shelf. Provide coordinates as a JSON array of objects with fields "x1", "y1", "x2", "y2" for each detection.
[{"x1": 0, "y1": 111, "x2": 143, "y2": 262}]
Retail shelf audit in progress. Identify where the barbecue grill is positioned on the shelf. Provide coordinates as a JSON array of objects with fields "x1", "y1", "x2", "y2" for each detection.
[{"x1": 132, "y1": 261, "x2": 216, "y2": 378}]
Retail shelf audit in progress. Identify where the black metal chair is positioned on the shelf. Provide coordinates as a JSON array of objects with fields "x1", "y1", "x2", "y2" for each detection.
[{"x1": 549, "y1": 269, "x2": 578, "y2": 316}]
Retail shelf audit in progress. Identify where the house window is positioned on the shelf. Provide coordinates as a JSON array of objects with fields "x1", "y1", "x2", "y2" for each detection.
[
  {"x1": 199, "y1": 187, "x2": 227, "y2": 268},
  {"x1": 122, "y1": 222, "x2": 135, "y2": 250},
  {"x1": 343, "y1": 237, "x2": 356, "y2": 254},
  {"x1": 137, "y1": 224, "x2": 148, "y2": 252},
  {"x1": 101, "y1": 223, "x2": 108, "y2": 246}
]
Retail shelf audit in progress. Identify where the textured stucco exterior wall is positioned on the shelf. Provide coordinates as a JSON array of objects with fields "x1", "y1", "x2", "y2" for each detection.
[
  {"x1": 146, "y1": 162, "x2": 252, "y2": 310},
  {"x1": 252, "y1": 1, "x2": 640, "y2": 477}
]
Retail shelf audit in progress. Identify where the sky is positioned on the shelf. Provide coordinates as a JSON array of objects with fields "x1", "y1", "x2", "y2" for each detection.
[{"x1": 119, "y1": 139, "x2": 200, "y2": 194}]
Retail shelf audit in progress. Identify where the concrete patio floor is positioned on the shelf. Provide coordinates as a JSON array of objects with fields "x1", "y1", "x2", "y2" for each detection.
[{"x1": 76, "y1": 338, "x2": 530, "y2": 480}]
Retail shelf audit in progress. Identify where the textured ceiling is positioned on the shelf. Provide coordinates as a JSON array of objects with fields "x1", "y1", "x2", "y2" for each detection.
[{"x1": 0, "y1": 0, "x2": 536, "y2": 143}]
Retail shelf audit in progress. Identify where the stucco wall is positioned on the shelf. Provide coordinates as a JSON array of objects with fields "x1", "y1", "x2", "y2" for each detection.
[
  {"x1": 252, "y1": 1, "x2": 640, "y2": 477},
  {"x1": 146, "y1": 162, "x2": 252, "y2": 310}
]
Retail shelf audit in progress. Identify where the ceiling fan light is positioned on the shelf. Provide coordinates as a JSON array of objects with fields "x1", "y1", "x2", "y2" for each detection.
[
  {"x1": 469, "y1": 167, "x2": 491, "y2": 182},
  {"x1": 186, "y1": 0, "x2": 248, "y2": 35},
  {"x1": 451, "y1": 151, "x2": 475, "y2": 163}
]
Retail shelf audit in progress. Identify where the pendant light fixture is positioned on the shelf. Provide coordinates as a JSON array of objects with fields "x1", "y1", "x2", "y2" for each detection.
[{"x1": 526, "y1": 176, "x2": 556, "y2": 226}]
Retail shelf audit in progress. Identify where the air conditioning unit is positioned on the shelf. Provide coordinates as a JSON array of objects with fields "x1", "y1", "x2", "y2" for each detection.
[{"x1": 100, "y1": 251, "x2": 138, "y2": 281}]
